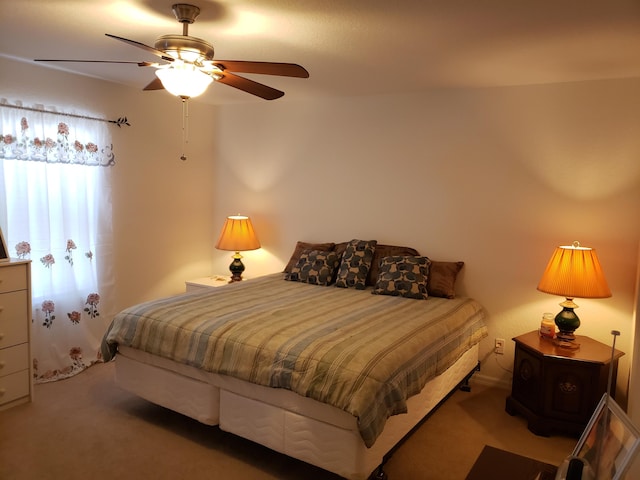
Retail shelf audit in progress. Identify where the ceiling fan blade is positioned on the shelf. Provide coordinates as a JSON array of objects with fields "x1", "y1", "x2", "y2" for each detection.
[
  {"x1": 143, "y1": 77, "x2": 165, "y2": 91},
  {"x1": 212, "y1": 61, "x2": 309, "y2": 78},
  {"x1": 34, "y1": 59, "x2": 158, "y2": 67},
  {"x1": 105, "y1": 34, "x2": 175, "y2": 63},
  {"x1": 217, "y1": 72, "x2": 284, "y2": 100}
]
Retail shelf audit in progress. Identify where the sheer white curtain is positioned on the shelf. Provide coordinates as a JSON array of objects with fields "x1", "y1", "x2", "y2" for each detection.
[{"x1": 0, "y1": 102, "x2": 115, "y2": 383}]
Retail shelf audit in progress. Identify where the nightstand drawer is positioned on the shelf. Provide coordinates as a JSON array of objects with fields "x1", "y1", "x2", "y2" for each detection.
[
  {"x1": 0, "y1": 343, "x2": 29, "y2": 377},
  {"x1": 0, "y1": 369, "x2": 30, "y2": 406},
  {"x1": 0, "y1": 264, "x2": 28, "y2": 293},
  {"x1": 0, "y1": 290, "x2": 29, "y2": 348}
]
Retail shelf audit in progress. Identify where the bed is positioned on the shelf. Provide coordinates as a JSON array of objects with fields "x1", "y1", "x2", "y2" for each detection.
[{"x1": 102, "y1": 241, "x2": 488, "y2": 480}]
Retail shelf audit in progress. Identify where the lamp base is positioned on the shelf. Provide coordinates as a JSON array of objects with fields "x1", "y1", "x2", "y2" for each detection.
[
  {"x1": 554, "y1": 332, "x2": 581, "y2": 350},
  {"x1": 228, "y1": 251, "x2": 245, "y2": 283},
  {"x1": 553, "y1": 299, "x2": 581, "y2": 350}
]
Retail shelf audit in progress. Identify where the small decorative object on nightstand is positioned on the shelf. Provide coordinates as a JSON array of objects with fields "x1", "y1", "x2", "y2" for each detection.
[
  {"x1": 505, "y1": 331, "x2": 624, "y2": 437},
  {"x1": 215, "y1": 215, "x2": 261, "y2": 283}
]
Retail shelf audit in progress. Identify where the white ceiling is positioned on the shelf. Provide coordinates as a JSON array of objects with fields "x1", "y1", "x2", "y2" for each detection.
[{"x1": 2, "y1": 0, "x2": 640, "y2": 105}]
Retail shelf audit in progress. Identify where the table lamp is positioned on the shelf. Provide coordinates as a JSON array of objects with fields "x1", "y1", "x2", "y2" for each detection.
[
  {"x1": 215, "y1": 215, "x2": 261, "y2": 282},
  {"x1": 537, "y1": 241, "x2": 611, "y2": 348}
]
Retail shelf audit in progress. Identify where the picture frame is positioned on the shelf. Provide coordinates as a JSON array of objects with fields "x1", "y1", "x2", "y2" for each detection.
[
  {"x1": 0, "y1": 227, "x2": 9, "y2": 262},
  {"x1": 572, "y1": 393, "x2": 640, "y2": 480}
]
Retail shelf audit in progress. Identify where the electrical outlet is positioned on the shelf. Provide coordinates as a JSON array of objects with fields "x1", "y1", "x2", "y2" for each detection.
[{"x1": 494, "y1": 338, "x2": 505, "y2": 355}]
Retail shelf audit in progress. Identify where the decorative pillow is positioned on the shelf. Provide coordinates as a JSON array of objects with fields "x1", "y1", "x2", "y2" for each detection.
[
  {"x1": 334, "y1": 239, "x2": 377, "y2": 289},
  {"x1": 366, "y1": 244, "x2": 420, "y2": 286},
  {"x1": 285, "y1": 250, "x2": 340, "y2": 286},
  {"x1": 428, "y1": 261, "x2": 464, "y2": 298},
  {"x1": 283, "y1": 241, "x2": 335, "y2": 273},
  {"x1": 372, "y1": 256, "x2": 431, "y2": 300}
]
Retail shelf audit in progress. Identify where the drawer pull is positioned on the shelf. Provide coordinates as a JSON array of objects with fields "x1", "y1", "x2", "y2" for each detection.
[
  {"x1": 0, "y1": 388, "x2": 5, "y2": 396},
  {"x1": 0, "y1": 361, "x2": 4, "y2": 369}
]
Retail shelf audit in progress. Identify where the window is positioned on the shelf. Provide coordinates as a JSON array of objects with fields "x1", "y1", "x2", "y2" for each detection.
[{"x1": 1, "y1": 102, "x2": 115, "y2": 382}]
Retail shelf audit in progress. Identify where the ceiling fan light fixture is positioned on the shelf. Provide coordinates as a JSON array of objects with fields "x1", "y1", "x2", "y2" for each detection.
[
  {"x1": 155, "y1": 63, "x2": 213, "y2": 99},
  {"x1": 36, "y1": 4, "x2": 308, "y2": 101}
]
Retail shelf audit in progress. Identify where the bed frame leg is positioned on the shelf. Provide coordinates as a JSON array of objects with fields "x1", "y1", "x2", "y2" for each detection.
[
  {"x1": 369, "y1": 465, "x2": 388, "y2": 480},
  {"x1": 459, "y1": 361, "x2": 481, "y2": 392}
]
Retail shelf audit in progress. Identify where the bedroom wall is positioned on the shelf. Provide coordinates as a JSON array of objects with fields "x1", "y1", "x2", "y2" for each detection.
[
  {"x1": 211, "y1": 77, "x2": 640, "y2": 402},
  {"x1": 0, "y1": 55, "x2": 218, "y2": 314}
]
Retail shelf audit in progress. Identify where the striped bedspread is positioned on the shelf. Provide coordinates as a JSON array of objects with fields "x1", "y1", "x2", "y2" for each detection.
[{"x1": 102, "y1": 273, "x2": 487, "y2": 447}]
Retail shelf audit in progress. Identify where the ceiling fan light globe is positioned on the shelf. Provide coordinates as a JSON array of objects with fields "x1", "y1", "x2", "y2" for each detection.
[{"x1": 155, "y1": 64, "x2": 213, "y2": 98}]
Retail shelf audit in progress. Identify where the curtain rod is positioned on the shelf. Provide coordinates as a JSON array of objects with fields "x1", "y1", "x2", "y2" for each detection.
[{"x1": 0, "y1": 101, "x2": 131, "y2": 128}]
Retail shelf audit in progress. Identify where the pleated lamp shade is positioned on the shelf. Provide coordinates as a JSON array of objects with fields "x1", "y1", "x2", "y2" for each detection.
[
  {"x1": 215, "y1": 215, "x2": 261, "y2": 252},
  {"x1": 537, "y1": 242, "x2": 611, "y2": 299}
]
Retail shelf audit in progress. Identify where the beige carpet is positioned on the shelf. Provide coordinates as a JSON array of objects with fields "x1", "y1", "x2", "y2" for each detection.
[{"x1": 0, "y1": 362, "x2": 576, "y2": 480}]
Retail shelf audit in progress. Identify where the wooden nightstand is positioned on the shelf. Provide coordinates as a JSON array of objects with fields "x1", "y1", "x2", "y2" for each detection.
[
  {"x1": 505, "y1": 330, "x2": 623, "y2": 437},
  {"x1": 185, "y1": 275, "x2": 231, "y2": 292}
]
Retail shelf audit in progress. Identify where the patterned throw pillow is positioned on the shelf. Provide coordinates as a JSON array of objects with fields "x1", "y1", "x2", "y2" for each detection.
[
  {"x1": 334, "y1": 239, "x2": 377, "y2": 289},
  {"x1": 372, "y1": 256, "x2": 431, "y2": 300},
  {"x1": 366, "y1": 244, "x2": 420, "y2": 286},
  {"x1": 285, "y1": 250, "x2": 340, "y2": 286}
]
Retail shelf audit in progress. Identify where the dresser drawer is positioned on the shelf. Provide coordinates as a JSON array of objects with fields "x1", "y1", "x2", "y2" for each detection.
[
  {"x1": 0, "y1": 369, "x2": 30, "y2": 406},
  {"x1": 0, "y1": 263, "x2": 28, "y2": 293},
  {"x1": 0, "y1": 343, "x2": 29, "y2": 377},
  {"x1": 0, "y1": 290, "x2": 29, "y2": 348}
]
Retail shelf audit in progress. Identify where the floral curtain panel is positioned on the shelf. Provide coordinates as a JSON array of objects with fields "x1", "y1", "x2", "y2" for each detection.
[{"x1": 0, "y1": 103, "x2": 115, "y2": 383}]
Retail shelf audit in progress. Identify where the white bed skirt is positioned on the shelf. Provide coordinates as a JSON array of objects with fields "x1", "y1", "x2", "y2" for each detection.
[{"x1": 114, "y1": 343, "x2": 479, "y2": 480}]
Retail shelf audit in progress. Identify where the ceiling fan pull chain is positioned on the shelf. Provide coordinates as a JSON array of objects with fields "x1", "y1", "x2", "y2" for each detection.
[{"x1": 180, "y1": 98, "x2": 189, "y2": 161}]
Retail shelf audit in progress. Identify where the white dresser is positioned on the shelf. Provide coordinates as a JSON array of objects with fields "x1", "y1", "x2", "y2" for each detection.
[{"x1": 0, "y1": 259, "x2": 33, "y2": 410}]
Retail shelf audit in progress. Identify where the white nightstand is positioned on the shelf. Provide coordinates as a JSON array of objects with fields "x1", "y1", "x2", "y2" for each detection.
[{"x1": 185, "y1": 275, "x2": 230, "y2": 292}]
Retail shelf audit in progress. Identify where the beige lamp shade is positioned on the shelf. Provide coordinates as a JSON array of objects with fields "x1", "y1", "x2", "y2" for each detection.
[
  {"x1": 537, "y1": 241, "x2": 611, "y2": 299},
  {"x1": 215, "y1": 215, "x2": 261, "y2": 252}
]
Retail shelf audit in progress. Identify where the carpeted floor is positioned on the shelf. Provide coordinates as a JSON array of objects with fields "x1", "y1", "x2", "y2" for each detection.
[{"x1": 0, "y1": 362, "x2": 576, "y2": 479}]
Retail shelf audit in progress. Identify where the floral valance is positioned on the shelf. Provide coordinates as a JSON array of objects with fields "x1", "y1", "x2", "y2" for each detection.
[{"x1": 0, "y1": 101, "x2": 117, "y2": 166}]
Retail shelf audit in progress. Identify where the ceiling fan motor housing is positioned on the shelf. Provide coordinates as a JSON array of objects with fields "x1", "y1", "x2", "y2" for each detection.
[{"x1": 154, "y1": 34, "x2": 215, "y2": 63}]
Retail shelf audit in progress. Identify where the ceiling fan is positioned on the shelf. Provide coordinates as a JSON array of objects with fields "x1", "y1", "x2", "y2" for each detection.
[{"x1": 35, "y1": 3, "x2": 309, "y2": 101}]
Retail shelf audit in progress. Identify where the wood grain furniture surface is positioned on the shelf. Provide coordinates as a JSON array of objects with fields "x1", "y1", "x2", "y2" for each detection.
[{"x1": 506, "y1": 330, "x2": 623, "y2": 436}]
